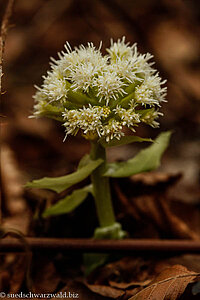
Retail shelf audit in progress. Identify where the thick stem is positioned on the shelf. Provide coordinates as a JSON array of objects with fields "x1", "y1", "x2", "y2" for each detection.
[{"x1": 90, "y1": 142, "x2": 115, "y2": 227}]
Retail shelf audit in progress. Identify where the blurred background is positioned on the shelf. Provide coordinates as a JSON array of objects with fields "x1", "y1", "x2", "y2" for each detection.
[{"x1": 1, "y1": 0, "x2": 200, "y2": 236}]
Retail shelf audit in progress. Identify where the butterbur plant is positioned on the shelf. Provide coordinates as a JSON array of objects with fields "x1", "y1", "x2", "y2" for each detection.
[{"x1": 26, "y1": 37, "x2": 171, "y2": 240}]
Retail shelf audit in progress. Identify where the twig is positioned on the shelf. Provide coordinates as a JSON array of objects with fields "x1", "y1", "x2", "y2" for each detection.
[
  {"x1": 0, "y1": 228, "x2": 33, "y2": 289},
  {"x1": 0, "y1": 0, "x2": 15, "y2": 94},
  {"x1": 0, "y1": 0, "x2": 15, "y2": 225},
  {"x1": 1, "y1": 238, "x2": 200, "y2": 253}
]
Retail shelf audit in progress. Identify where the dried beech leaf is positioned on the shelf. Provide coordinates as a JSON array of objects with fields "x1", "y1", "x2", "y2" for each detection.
[
  {"x1": 1, "y1": 145, "x2": 30, "y2": 234},
  {"x1": 85, "y1": 283, "x2": 125, "y2": 299},
  {"x1": 159, "y1": 198, "x2": 199, "y2": 240},
  {"x1": 130, "y1": 172, "x2": 182, "y2": 189},
  {"x1": 60, "y1": 281, "x2": 110, "y2": 300},
  {"x1": 8, "y1": 254, "x2": 27, "y2": 293},
  {"x1": 109, "y1": 279, "x2": 151, "y2": 289},
  {"x1": 130, "y1": 264, "x2": 199, "y2": 300},
  {"x1": 32, "y1": 261, "x2": 60, "y2": 293}
]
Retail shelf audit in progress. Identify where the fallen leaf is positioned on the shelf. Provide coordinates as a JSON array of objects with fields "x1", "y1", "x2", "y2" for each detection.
[
  {"x1": 59, "y1": 280, "x2": 113, "y2": 300},
  {"x1": 109, "y1": 279, "x2": 151, "y2": 289},
  {"x1": 116, "y1": 181, "x2": 199, "y2": 239},
  {"x1": 155, "y1": 254, "x2": 200, "y2": 274},
  {"x1": 85, "y1": 283, "x2": 125, "y2": 298},
  {"x1": 159, "y1": 198, "x2": 199, "y2": 240},
  {"x1": 129, "y1": 264, "x2": 199, "y2": 300},
  {"x1": 8, "y1": 254, "x2": 28, "y2": 293},
  {"x1": 129, "y1": 172, "x2": 182, "y2": 193},
  {"x1": 1, "y1": 144, "x2": 30, "y2": 234},
  {"x1": 32, "y1": 261, "x2": 60, "y2": 293},
  {"x1": 89, "y1": 256, "x2": 151, "y2": 286}
]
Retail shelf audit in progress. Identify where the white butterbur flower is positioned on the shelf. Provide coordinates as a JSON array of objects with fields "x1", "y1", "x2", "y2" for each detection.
[
  {"x1": 75, "y1": 42, "x2": 107, "y2": 67},
  {"x1": 32, "y1": 92, "x2": 47, "y2": 117},
  {"x1": 35, "y1": 70, "x2": 68, "y2": 104},
  {"x1": 101, "y1": 120, "x2": 124, "y2": 142},
  {"x1": 43, "y1": 77, "x2": 68, "y2": 102},
  {"x1": 135, "y1": 82, "x2": 159, "y2": 106},
  {"x1": 63, "y1": 105, "x2": 111, "y2": 139},
  {"x1": 133, "y1": 51, "x2": 155, "y2": 76},
  {"x1": 95, "y1": 70, "x2": 126, "y2": 105},
  {"x1": 110, "y1": 58, "x2": 138, "y2": 84},
  {"x1": 141, "y1": 110, "x2": 163, "y2": 128},
  {"x1": 68, "y1": 62, "x2": 98, "y2": 92},
  {"x1": 114, "y1": 106, "x2": 140, "y2": 128},
  {"x1": 135, "y1": 74, "x2": 167, "y2": 107},
  {"x1": 107, "y1": 36, "x2": 135, "y2": 61},
  {"x1": 32, "y1": 37, "x2": 167, "y2": 142}
]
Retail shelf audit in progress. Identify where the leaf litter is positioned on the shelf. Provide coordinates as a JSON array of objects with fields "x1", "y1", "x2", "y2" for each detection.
[
  {"x1": 129, "y1": 265, "x2": 200, "y2": 300},
  {"x1": 1, "y1": 0, "x2": 200, "y2": 298}
]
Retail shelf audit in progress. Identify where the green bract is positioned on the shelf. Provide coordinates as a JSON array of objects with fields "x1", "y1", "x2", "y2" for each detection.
[
  {"x1": 43, "y1": 185, "x2": 93, "y2": 217},
  {"x1": 26, "y1": 131, "x2": 171, "y2": 218},
  {"x1": 104, "y1": 131, "x2": 171, "y2": 177},
  {"x1": 26, "y1": 158, "x2": 103, "y2": 193},
  {"x1": 32, "y1": 37, "x2": 166, "y2": 142}
]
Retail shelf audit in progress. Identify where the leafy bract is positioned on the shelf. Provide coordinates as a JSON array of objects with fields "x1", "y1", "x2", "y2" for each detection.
[
  {"x1": 25, "y1": 158, "x2": 103, "y2": 193},
  {"x1": 100, "y1": 135, "x2": 153, "y2": 148},
  {"x1": 104, "y1": 131, "x2": 172, "y2": 177},
  {"x1": 77, "y1": 154, "x2": 91, "y2": 169},
  {"x1": 43, "y1": 185, "x2": 93, "y2": 217}
]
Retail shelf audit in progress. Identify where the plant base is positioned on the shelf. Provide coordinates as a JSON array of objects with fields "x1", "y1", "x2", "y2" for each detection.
[{"x1": 94, "y1": 222, "x2": 126, "y2": 239}]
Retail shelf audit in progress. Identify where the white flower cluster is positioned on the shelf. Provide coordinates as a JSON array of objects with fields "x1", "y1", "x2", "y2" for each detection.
[
  {"x1": 114, "y1": 106, "x2": 140, "y2": 128},
  {"x1": 63, "y1": 105, "x2": 110, "y2": 139},
  {"x1": 33, "y1": 37, "x2": 167, "y2": 142}
]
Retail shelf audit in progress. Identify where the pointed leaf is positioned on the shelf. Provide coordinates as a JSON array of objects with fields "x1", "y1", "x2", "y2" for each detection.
[
  {"x1": 129, "y1": 265, "x2": 199, "y2": 300},
  {"x1": 77, "y1": 154, "x2": 91, "y2": 169},
  {"x1": 104, "y1": 131, "x2": 172, "y2": 177},
  {"x1": 43, "y1": 185, "x2": 93, "y2": 217},
  {"x1": 25, "y1": 158, "x2": 103, "y2": 193},
  {"x1": 100, "y1": 135, "x2": 153, "y2": 148}
]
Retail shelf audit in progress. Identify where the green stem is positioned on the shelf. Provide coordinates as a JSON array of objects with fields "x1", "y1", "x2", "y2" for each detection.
[{"x1": 90, "y1": 142, "x2": 115, "y2": 227}]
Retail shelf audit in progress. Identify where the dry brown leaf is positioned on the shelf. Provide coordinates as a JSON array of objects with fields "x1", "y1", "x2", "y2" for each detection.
[
  {"x1": 1, "y1": 254, "x2": 28, "y2": 293},
  {"x1": 159, "y1": 198, "x2": 199, "y2": 240},
  {"x1": 1, "y1": 144, "x2": 30, "y2": 233},
  {"x1": 129, "y1": 264, "x2": 199, "y2": 300},
  {"x1": 119, "y1": 187, "x2": 199, "y2": 240},
  {"x1": 85, "y1": 283, "x2": 125, "y2": 299},
  {"x1": 161, "y1": 254, "x2": 200, "y2": 274},
  {"x1": 59, "y1": 281, "x2": 113, "y2": 300},
  {"x1": 124, "y1": 287, "x2": 142, "y2": 299},
  {"x1": 130, "y1": 172, "x2": 182, "y2": 190},
  {"x1": 109, "y1": 279, "x2": 151, "y2": 289},
  {"x1": 32, "y1": 261, "x2": 60, "y2": 293}
]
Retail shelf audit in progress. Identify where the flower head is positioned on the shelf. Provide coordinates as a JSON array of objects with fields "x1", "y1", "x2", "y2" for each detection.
[
  {"x1": 107, "y1": 37, "x2": 136, "y2": 61},
  {"x1": 32, "y1": 37, "x2": 167, "y2": 142},
  {"x1": 94, "y1": 70, "x2": 127, "y2": 105}
]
